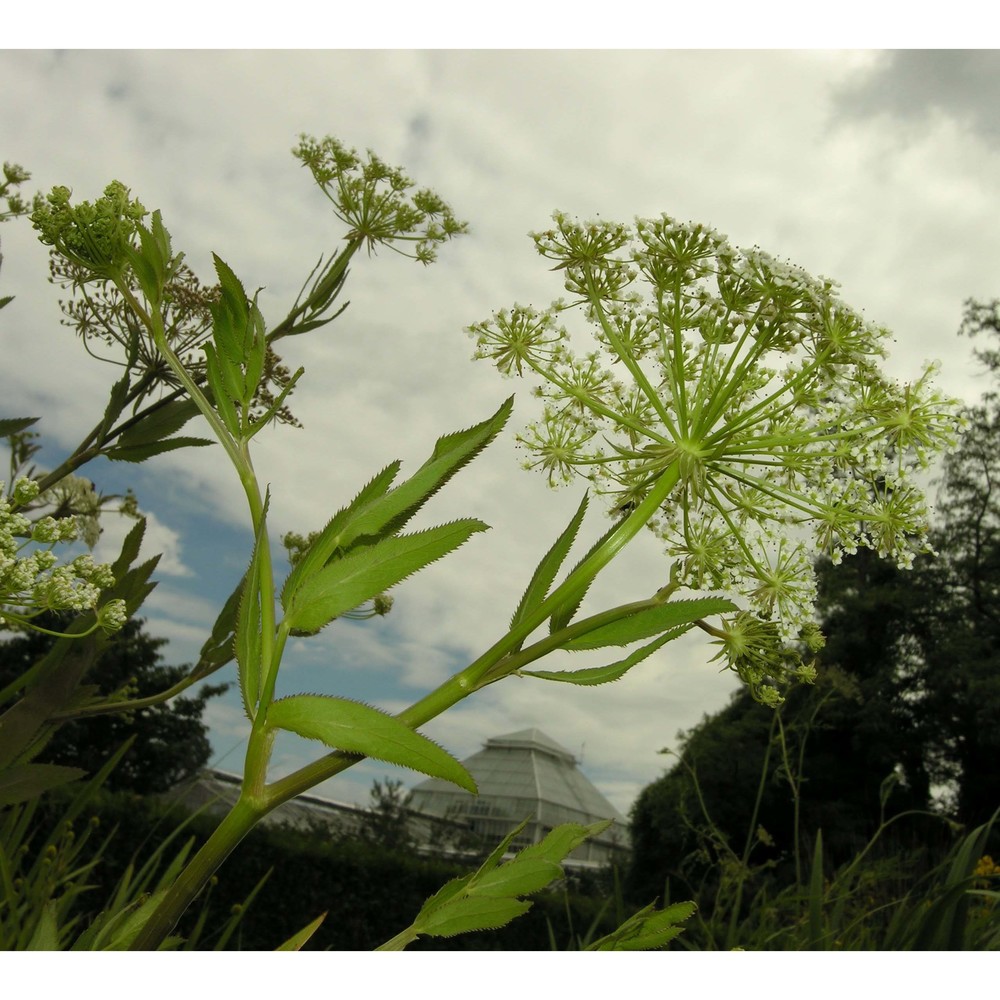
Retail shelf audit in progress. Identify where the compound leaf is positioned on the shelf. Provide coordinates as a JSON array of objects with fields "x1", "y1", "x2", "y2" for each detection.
[{"x1": 283, "y1": 519, "x2": 487, "y2": 634}]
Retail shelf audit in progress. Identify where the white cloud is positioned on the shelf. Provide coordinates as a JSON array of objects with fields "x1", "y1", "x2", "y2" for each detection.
[{"x1": 93, "y1": 508, "x2": 193, "y2": 578}]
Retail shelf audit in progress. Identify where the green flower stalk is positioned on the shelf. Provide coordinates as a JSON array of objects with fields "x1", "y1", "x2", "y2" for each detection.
[{"x1": 470, "y1": 212, "x2": 963, "y2": 663}]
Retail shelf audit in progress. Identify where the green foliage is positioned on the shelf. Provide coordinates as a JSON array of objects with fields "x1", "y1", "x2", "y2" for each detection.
[
  {"x1": 586, "y1": 900, "x2": 697, "y2": 950},
  {"x1": 378, "y1": 818, "x2": 614, "y2": 949},
  {"x1": 0, "y1": 741, "x2": 257, "y2": 950},
  {"x1": 0, "y1": 616, "x2": 226, "y2": 794},
  {"x1": 626, "y1": 650, "x2": 1000, "y2": 949}
]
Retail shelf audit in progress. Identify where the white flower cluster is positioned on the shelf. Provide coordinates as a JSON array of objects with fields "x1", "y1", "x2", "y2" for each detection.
[
  {"x1": 470, "y1": 212, "x2": 962, "y2": 688},
  {"x1": 1, "y1": 477, "x2": 125, "y2": 632}
]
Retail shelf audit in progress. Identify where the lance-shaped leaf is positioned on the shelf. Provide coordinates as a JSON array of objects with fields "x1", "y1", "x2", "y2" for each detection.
[
  {"x1": 558, "y1": 596, "x2": 737, "y2": 651},
  {"x1": 235, "y1": 490, "x2": 271, "y2": 719},
  {"x1": 196, "y1": 571, "x2": 244, "y2": 675},
  {"x1": 211, "y1": 255, "x2": 252, "y2": 366},
  {"x1": 341, "y1": 396, "x2": 512, "y2": 545},
  {"x1": 0, "y1": 762, "x2": 86, "y2": 806},
  {"x1": 521, "y1": 628, "x2": 689, "y2": 686},
  {"x1": 281, "y1": 461, "x2": 401, "y2": 609},
  {"x1": 285, "y1": 399, "x2": 513, "y2": 612},
  {"x1": 379, "y1": 818, "x2": 610, "y2": 948},
  {"x1": 507, "y1": 492, "x2": 588, "y2": 650},
  {"x1": 276, "y1": 912, "x2": 327, "y2": 951},
  {"x1": 282, "y1": 519, "x2": 487, "y2": 635},
  {"x1": 547, "y1": 516, "x2": 625, "y2": 634},
  {"x1": 210, "y1": 254, "x2": 267, "y2": 407},
  {"x1": 0, "y1": 416, "x2": 39, "y2": 437},
  {"x1": 587, "y1": 901, "x2": 697, "y2": 951},
  {"x1": 202, "y1": 340, "x2": 242, "y2": 436},
  {"x1": 267, "y1": 694, "x2": 476, "y2": 792},
  {"x1": 112, "y1": 399, "x2": 202, "y2": 450},
  {"x1": 105, "y1": 436, "x2": 214, "y2": 462},
  {"x1": 99, "y1": 366, "x2": 132, "y2": 440}
]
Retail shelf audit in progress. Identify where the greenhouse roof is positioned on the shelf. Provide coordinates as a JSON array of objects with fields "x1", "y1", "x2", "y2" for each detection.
[{"x1": 410, "y1": 729, "x2": 629, "y2": 843}]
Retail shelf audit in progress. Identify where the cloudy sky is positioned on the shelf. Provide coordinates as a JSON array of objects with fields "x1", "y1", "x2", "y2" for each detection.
[{"x1": 3, "y1": 47, "x2": 1000, "y2": 817}]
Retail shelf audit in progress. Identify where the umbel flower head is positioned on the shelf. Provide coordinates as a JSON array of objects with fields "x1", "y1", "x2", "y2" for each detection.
[{"x1": 470, "y1": 212, "x2": 962, "y2": 692}]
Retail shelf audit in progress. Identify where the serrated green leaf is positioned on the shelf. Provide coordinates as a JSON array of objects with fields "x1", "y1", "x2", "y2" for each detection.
[
  {"x1": 114, "y1": 399, "x2": 201, "y2": 450},
  {"x1": 0, "y1": 762, "x2": 85, "y2": 806},
  {"x1": 508, "y1": 492, "x2": 589, "y2": 650},
  {"x1": 0, "y1": 416, "x2": 39, "y2": 436},
  {"x1": 560, "y1": 597, "x2": 737, "y2": 651},
  {"x1": 321, "y1": 399, "x2": 514, "y2": 563},
  {"x1": 242, "y1": 298, "x2": 267, "y2": 399},
  {"x1": 100, "y1": 368, "x2": 131, "y2": 439},
  {"x1": 212, "y1": 255, "x2": 251, "y2": 361},
  {"x1": 202, "y1": 342, "x2": 242, "y2": 435},
  {"x1": 235, "y1": 491, "x2": 270, "y2": 719},
  {"x1": 282, "y1": 402, "x2": 511, "y2": 618},
  {"x1": 523, "y1": 628, "x2": 689, "y2": 686},
  {"x1": 481, "y1": 817, "x2": 530, "y2": 865},
  {"x1": 150, "y1": 210, "x2": 173, "y2": 268},
  {"x1": 283, "y1": 519, "x2": 487, "y2": 634},
  {"x1": 105, "y1": 436, "x2": 214, "y2": 463},
  {"x1": 588, "y1": 900, "x2": 696, "y2": 951},
  {"x1": 210, "y1": 255, "x2": 266, "y2": 406},
  {"x1": 387, "y1": 817, "x2": 606, "y2": 949},
  {"x1": 547, "y1": 517, "x2": 624, "y2": 633},
  {"x1": 518, "y1": 819, "x2": 611, "y2": 863},
  {"x1": 419, "y1": 897, "x2": 531, "y2": 938},
  {"x1": 124, "y1": 240, "x2": 160, "y2": 305},
  {"x1": 281, "y1": 462, "x2": 401, "y2": 608},
  {"x1": 267, "y1": 694, "x2": 476, "y2": 792},
  {"x1": 110, "y1": 517, "x2": 146, "y2": 581},
  {"x1": 471, "y1": 858, "x2": 562, "y2": 898},
  {"x1": 341, "y1": 397, "x2": 512, "y2": 545},
  {"x1": 197, "y1": 575, "x2": 243, "y2": 674}
]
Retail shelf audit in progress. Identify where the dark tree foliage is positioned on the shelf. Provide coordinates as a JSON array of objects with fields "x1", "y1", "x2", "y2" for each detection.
[
  {"x1": 356, "y1": 778, "x2": 417, "y2": 852},
  {"x1": 626, "y1": 548, "x2": 937, "y2": 906},
  {"x1": 912, "y1": 299, "x2": 1000, "y2": 823},
  {"x1": 0, "y1": 616, "x2": 226, "y2": 793}
]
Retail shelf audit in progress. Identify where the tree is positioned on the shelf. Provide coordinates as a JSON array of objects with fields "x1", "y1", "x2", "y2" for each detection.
[
  {"x1": 905, "y1": 300, "x2": 1000, "y2": 824},
  {"x1": 0, "y1": 616, "x2": 226, "y2": 793},
  {"x1": 356, "y1": 778, "x2": 417, "y2": 852},
  {"x1": 626, "y1": 547, "x2": 940, "y2": 905}
]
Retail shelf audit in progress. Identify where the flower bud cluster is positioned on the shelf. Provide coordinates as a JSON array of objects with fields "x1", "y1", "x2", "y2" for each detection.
[
  {"x1": 31, "y1": 181, "x2": 147, "y2": 276},
  {"x1": 1, "y1": 478, "x2": 125, "y2": 631},
  {"x1": 471, "y1": 212, "x2": 962, "y2": 693}
]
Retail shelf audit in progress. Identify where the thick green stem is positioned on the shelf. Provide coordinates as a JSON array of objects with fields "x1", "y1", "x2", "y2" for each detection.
[{"x1": 129, "y1": 794, "x2": 264, "y2": 950}]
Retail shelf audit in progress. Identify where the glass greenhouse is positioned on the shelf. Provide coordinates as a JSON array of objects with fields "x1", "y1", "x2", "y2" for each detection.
[{"x1": 409, "y1": 729, "x2": 630, "y2": 867}]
